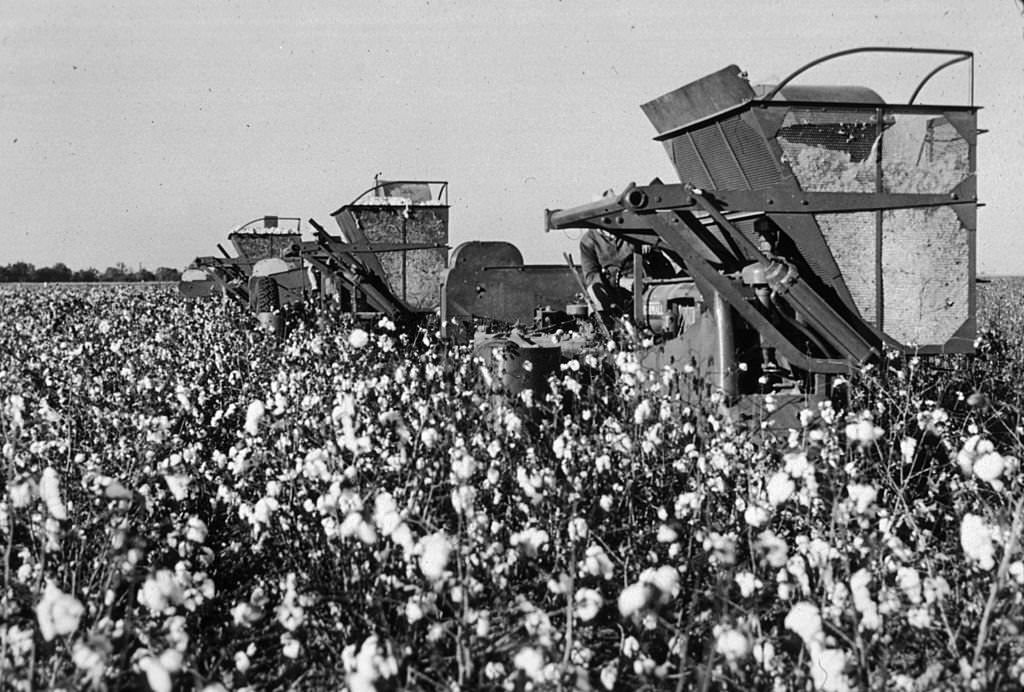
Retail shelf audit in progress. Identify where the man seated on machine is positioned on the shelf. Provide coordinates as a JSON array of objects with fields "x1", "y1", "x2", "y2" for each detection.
[{"x1": 579, "y1": 227, "x2": 681, "y2": 319}]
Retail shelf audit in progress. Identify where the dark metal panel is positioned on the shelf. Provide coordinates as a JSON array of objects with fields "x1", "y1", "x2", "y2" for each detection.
[
  {"x1": 442, "y1": 241, "x2": 579, "y2": 324},
  {"x1": 671, "y1": 135, "x2": 714, "y2": 189},
  {"x1": 641, "y1": 65, "x2": 755, "y2": 136},
  {"x1": 691, "y1": 126, "x2": 746, "y2": 190},
  {"x1": 721, "y1": 117, "x2": 782, "y2": 189}
]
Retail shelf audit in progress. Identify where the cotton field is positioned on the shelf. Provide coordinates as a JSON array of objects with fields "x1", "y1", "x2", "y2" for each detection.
[{"x1": 2, "y1": 282, "x2": 1024, "y2": 691}]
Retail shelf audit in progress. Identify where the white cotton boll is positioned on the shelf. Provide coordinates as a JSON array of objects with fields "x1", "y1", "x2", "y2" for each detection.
[
  {"x1": 734, "y1": 571, "x2": 761, "y2": 598},
  {"x1": 808, "y1": 647, "x2": 851, "y2": 692},
  {"x1": 744, "y1": 504, "x2": 770, "y2": 528},
  {"x1": 583, "y1": 545, "x2": 615, "y2": 580},
  {"x1": 36, "y1": 580, "x2": 84, "y2": 641},
  {"x1": 9, "y1": 478, "x2": 37, "y2": 508},
  {"x1": 450, "y1": 485, "x2": 476, "y2": 516},
  {"x1": 901, "y1": 437, "x2": 918, "y2": 464},
  {"x1": 244, "y1": 400, "x2": 265, "y2": 436},
  {"x1": 39, "y1": 467, "x2": 68, "y2": 520},
  {"x1": 752, "y1": 639, "x2": 775, "y2": 669},
  {"x1": 714, "y1": 627, "x2": 751, "y2": 662},
  {"x1": 973, "y1": 452, "x2": 1006, "y2": 485},
  {"x1": 511, "y1": 528, "x2": 549, "y2": 558},
  {"x1": 418, "y1": 532, "x2": 451, "y2": 581},
  {"x1": 281, "y1": 633, "x2": 302, "y2": 659},
  {"x1": 783, "y1": 452, "x2": 810, "y2": 478},
  {"x1": 846, "y1": 484, "x2": 877, "y2": 514},
  {"x1": 356, "y1": 520, "x2": 377, "y2": 546},
  {"x1": 600, "y1": 661, "x2": 618, "y2": 690},
  {"x1": 896, "y1": 567, "x2": 922, "y2": 605},
  {"x1": 513, "y1": 647, "x2": 545, "y2": 682},
  {"x1": 784, "y1": 602, "x2": 823, "y2": 647},
  {"x1": 960, "y1": 513, "x2": 996, "y2": 570},
  {"x1": 648, "y1": 566, "x2": 681, "y2": 601},
  {"x1": 139, "y1": 655, "x2": 173, "y2": 692},
  {"x1": 574, "y1": 588, "x2": 603, "y2": 622},
  {"x1": 1009, "y1": 561, "x2": 1024, "y2": 585},
  {"x1": 568, "y1": 517, "x2": 589, "y2": 542},
  {"x1": 418, "y1": 427, "x2": 442, "y2": 451},
  {"x1": 450, "y1": 451, "x2": 477, "y2": 480},
  {"x1": 163, "y1": 473, "x2": 190, "y2": 502},
  {"x1": 634, "y1": 399, "x2": 653, "y2": 425},
  {"x1": 348, "y1": 328, "x2": 369, "y2": 349},
  {"x1": 158, "y1": 649, "x2": 183, "y2": 673},
  {"x1": 850, "y1": 569, "x2": 881, "y2": 630},
  {"x1": 185, "y1": 517, "x2": 208, "y2": 544},
  {"x1": 617, "y1": 582, "x2": 652, "y2": 617},
  {"x1": 656, "y1": 524, "x2": 678, "y2": 543},
  {"x1": 766, "y1": 472, "x2": 795, "y2": 507},
  {"x1": 252, "y1": 497, "x2": 279, "y2": 525}
]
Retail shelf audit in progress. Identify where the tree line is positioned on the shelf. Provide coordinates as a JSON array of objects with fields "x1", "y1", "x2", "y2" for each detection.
[{"x1": 0, "y1": 262, "x2": 181, "y2": 283}]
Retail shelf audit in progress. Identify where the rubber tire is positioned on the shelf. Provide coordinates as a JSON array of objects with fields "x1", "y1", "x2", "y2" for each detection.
[{"x1": 254, "y1": 276, "x2": 280, "y2": 313}]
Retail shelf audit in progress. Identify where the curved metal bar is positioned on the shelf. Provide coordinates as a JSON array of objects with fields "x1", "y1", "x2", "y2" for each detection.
[
  {"x1": 908, "y1": 53, "x2": 972, "y2": 104},
  {"x1": 345, "y1": 180, "x2": 450, "y2": 206},
  {"x1": 761, "y1": 47, "x2": 973, "y2": 104},
  {"x1": 232, "y1": 217, "x2": 302, "y2": 234}
]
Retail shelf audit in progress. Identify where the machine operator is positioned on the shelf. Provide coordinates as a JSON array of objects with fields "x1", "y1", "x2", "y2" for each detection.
[{"x1": 580, "y1": 227, "x2": 681, "y2": 318}]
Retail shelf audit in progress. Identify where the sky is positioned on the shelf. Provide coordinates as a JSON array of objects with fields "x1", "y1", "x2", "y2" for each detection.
[{"x1": 2, "y1": 0, "x2": 1023, "y2": 274}]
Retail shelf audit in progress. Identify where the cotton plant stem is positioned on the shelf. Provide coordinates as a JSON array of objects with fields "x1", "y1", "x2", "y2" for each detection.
[
  {"x1": 1, "y1": 422, "x2": 15, "y2": 686},
  {"x1": 561, "y1": 508, "x2": 578, "y2": 671},
  {"x1": 971, "y1": 496, "x2": 1024, "y2": 673}
]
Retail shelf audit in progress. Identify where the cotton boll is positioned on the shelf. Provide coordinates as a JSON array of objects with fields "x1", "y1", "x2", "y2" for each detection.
[
  {"x1": 960, "y1": 514, "x2": 996, "y2": 570},
  {"x1": 513, "y1": 647, "x2": 545, "y2": 682},
  {"x1": 348, "y1": 329, "x2": 369, "y2": 349},
  {"x1": 973, "y1": 452, "x2": 1006, "y2": 486},
  {"x1": 715, "y1": 627, "x2": 751, "y2": 663},
  {"x1": 784, "y1": 602, "x2": 823, "y2": 648},
  {"x1": 574, "y1": 588, "x2": 604, "y2": 622},
  {"x1": 617, "y1": 582, "x2": 652, "y2": 617},
  {"x1": 39, "y1": 467, "x2": 68, "y2": 520},
  {"x1": 36, "y1": 580, "x2": 84, "y2": 641},
  {"x1": 766, "y1": 472, "x2": 795, "y2": 507},
  {"x1": 418, "y1": 532, "x2": 452, "y2": 581},
  {"x1": 744, "y1": 504, "x2": 770, "y2": 528},
  {"x1": 244, "y1": 400, "x2": 265, "y2": 436}
]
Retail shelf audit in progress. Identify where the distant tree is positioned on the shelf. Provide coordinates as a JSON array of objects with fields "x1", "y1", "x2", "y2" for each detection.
[
  {"x1": 72, "y1": 267, "x2": 100, "y2": 282},
  {"x1": 0, "y1": 262, "x2": 37, "y2": 282},
  {"x1": 136, "y1": 268, "x2": 156, "y2": 282},
  {"x1": 100, "y1": 264, "x2": 128, "y2": 282},
  {"x1": 154, "y1": 267, "x2": 181, "y2": 282},
  {"x1": 35, "y1": 262, "x2": 73, "y2": 283}
]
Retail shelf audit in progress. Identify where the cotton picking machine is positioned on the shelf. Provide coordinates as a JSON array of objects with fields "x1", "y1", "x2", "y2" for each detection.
[
  {"x1": 545, "y1": 47, "x2": 980, "y2": 413},
  {"x1": 179, "y1": 179, "x2": 579, "y2": 339}
]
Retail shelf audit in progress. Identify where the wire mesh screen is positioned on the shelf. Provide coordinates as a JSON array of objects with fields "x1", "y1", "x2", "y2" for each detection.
[
  {"x1": 349, "y1": 207, "x2": 449, "y2": 310},
  {"x1": 781, "y1": 107, "x2": 973, "y2": 348},
  {"x1": 228, "y1": 233, "x2": 301, "y2": 260},
  {"x1": 880, "y1": 114, "x2": 970, "y2": 193},
  {"x1": 881, "y1": 205, "x2": 970, "y2": 346},
  {"x1": 814, "y1": 212, "x2": 878, "y2": 324},
  {"x1": 778, "y1": 108, "x2": 881, "y2": 192}
]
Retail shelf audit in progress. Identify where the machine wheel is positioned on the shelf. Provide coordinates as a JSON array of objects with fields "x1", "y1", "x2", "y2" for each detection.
[{"x1": 254, "y1": 276, "x2": 280, "y2": 313}]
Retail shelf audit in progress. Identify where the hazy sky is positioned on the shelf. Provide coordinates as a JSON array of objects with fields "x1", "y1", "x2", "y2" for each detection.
[{"x1": 3, "y1": 0, "x2": 1023, "y2": 273}]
